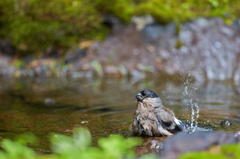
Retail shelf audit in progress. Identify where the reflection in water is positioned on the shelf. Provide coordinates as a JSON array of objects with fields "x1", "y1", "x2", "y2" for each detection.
[{"x1": 0, "y1": 77, "x2": 239, "y2": 152}]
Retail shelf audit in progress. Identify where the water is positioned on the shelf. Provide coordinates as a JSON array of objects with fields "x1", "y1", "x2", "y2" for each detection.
[
  {"x1": 181, "y1": 76, "x2": 200, "y2": 133},
  {"x1": 0, "y1": 76, "x2": 239, "y2": 153}
]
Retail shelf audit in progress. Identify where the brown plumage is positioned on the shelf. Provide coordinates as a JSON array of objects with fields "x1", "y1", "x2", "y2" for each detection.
[{"x1": 130, "y1": 89, "x2": 183, "y2": 136}]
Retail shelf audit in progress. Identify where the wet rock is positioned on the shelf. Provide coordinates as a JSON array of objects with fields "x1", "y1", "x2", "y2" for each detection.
[
  {"x1": 85, "y1": 18, "x2": 240, "y2": 81},
  {"x1": 161, "y1": 132, "x2": 240, "y2": 159},
  {"x1": 65, "y1": 48, "x2": 86, "y2": 64},
  {"x1": 232, "y1": 19, "x2": 240, "y2": 30},
  {"x1": 0, "y1": 39, "x2": 15, "y2": 56},
  {"x1": 174, "y1": 18, "x2": 240, "y2": 81},
  {"x1": 130, "y1": 69, "x2": 145, "y2": 80},
  {"x1": 43, "y1": 46, "x2": 59, "y2": 58},
  {"x1": 142, "y1": 22, "x2": 176, "y2": 45},
  {"x1": 131, "y1": 15, "x2": 156, "y2": 31},
  {"x1": 235, "y1": 131, "x2": 240, "y2": 139},
  {"x1": 27, "y1": 59, "x2": 57, "y2": 77},
  {"x1": 1, "y1": 17, "x2": 240, "y2": 80},
  {"x1": 104, "y1": 65, "x2": 122, "y2": 78},
  {"x1": 0, "y1": 56, "x2": 15, "y2": 77},
  {"x1": 220, "y1": 120, "x2": 232, "y2": 127},
  {"x1": 84, "y1": 24, "x2": 145, "y2": 74},
  {"x1": 45, "y1": 98, "x2": 55, "y2": 107},
  {"x1": 102, "y1": 14, "x2": 122, "y2": 28}
]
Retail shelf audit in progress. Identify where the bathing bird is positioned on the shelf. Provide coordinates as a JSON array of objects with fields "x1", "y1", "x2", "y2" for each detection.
[{"x1": 130, "y1": 89, "x2": 183, "y2": 136}]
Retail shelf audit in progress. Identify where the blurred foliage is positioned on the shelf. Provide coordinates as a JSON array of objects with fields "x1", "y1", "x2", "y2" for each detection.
[
  {"x1": 0, "y1": 127, "x2": 240, "y2": 159},
  {"x1": 0, "y1": 133, "x2": 37, "y2": 159},
  {"x1": 0, "y1": 0, "x2": 240, "y2": 55},
  {"x1": 0, "y1": 127, "x2": 157, "y2": 159},
  {"x1": 180, "y1": 143, "x2": 240, "y2": 159},
  {"x1": 1, "y1": 128, "x2": 240, "y2": 159},
  {"x1": 0, "y1": 0, "x2": 107, "y2": 55},
  {"x1": 91, "y1": 60, "x2": 103, "y2": 76}
]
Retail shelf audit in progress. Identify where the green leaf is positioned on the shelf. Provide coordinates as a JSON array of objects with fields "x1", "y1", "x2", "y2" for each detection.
[
  {"x1": 98, "y1": 134, "x2": 139, "y2": 159},
  {"x1": 91, "y1": 61, "x2": 103, "y2": 76},
  {"x1": 50, "y1": 134, "x2": 75, "y2": 155},
  {"x1": 15, "y1": 132, "x2": 38, "y2": 146},
  {"x1": 140, "y1": 154, "x2": 158, "y2": 159},
  {"x1": 0, "y1": 151, "x2": 7, "y2": 159},
  {"x1": 2, "y1": 139, "x2": 36, "y2": 159},
  {"x1": 73, "y1": 127, "x2": 91, "y2": 150}
]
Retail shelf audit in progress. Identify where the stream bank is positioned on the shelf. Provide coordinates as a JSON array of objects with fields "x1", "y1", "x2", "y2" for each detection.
[{"x1": 1, "y1": 17, "x2": 240, "y2": 82}]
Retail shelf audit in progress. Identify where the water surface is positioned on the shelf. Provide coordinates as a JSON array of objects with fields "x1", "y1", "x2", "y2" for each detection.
[{"x1": 0, "y1": 76, "x2": 239, "y2": 152}]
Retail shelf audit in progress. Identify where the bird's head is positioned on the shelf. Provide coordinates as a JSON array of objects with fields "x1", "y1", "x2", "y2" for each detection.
[{"x1": 136, "y1": 89, "x2": 162, "y2": 107}]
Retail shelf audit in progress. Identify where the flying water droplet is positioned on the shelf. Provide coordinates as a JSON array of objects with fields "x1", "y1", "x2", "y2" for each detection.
[{"x1": 182, "y1": 75, "x2": 200, "y2": 133}]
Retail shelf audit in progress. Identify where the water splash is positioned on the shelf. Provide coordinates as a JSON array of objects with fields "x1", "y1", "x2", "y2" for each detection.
[{"x1": 182, "y1": 75, "x2": 200, "y2": 133}]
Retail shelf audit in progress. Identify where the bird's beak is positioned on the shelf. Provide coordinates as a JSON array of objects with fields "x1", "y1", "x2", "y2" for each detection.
[{"x1": 136, "y1": 93, "x2": 143, "y2": 102}]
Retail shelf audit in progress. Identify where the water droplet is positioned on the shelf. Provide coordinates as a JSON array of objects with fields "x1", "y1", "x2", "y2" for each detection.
[{"x1": 182, "y1": 78, "x2": 200, "y2": 133}]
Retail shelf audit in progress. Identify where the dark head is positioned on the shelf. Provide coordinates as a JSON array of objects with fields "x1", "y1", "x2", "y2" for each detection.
[{"x1": 136, "y1": 89, "x2": 159, "y2": 102}]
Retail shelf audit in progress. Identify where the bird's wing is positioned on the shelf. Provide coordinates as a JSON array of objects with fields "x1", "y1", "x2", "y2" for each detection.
[{"x1": 154, "y1": 108, "x2": 182, "y2": 134}]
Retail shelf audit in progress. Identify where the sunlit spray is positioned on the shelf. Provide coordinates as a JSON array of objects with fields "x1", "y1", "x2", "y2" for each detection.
[{"x1": 182, "y1": 73, "x2": 199, "y2": 133}]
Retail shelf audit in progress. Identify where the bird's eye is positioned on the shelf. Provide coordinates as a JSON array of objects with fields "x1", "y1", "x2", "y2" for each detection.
[{"x1": 141, "y1": 91, "x2": 146, "y2": 96}]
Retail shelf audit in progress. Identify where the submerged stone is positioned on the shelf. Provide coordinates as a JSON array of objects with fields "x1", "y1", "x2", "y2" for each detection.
[{"x1": 161, "y1": 131, "x2": 240, "y2": 159}]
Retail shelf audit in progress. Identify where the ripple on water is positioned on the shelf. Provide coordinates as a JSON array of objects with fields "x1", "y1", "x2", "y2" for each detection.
[{"x1": 0, "y1": 77, "x2": 239, "y2": 152}]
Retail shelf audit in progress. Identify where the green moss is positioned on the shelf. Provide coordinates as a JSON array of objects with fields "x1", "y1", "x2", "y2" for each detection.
[
  {"x1": 95, "y1": 0, "x2": 135, "y2": 23},
  {"x1": 0, "y1": 0, "x2": 106, "y2": 55},
  {"x1": 180, "y1": 152, "x2": 226, "y2": 159},
  {"x1": 0, "y1": 0, "x2": 240, "y2": 55},
  {"x1": 180, "y1": 143, "x2": 240, "y2": 159},
  {"x1": 176, "y1": 39, "x2": 184, "y2": 49}
]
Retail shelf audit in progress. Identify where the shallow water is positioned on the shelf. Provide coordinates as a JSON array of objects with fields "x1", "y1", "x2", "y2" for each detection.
[{"x1": 0, "y1": 76, "x2": 239, "y2": 152}]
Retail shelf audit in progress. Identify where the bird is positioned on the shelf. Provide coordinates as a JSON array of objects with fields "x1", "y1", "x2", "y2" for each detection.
[{"x1": 130, "y1": 89, "x2": 183, "y2": 136}]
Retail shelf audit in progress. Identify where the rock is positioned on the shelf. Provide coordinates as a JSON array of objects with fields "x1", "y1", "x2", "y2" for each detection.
[
  {"x1": 85, "y1": 18, "x2": 240, "y2": 81},
  {"x1": 131, "y1": 15, "x2": 156, "y2": 31},
  {"x1": 0, "y1": 39, "x2": 15, "y2": 56},
  {"x1": 1, "y1": 17, "x2": 240, "y2": 80},
  {"x1": 220, "y1": 120, "x2": 231, "y2": 127},
  {"x1": 104, "y1": 65, "x2": 122, "y2": 77},
  {"x1": 44, "y1": 98, "x2": 55, "y2": 107},
  {"x1": 161, "y1": 132, "x2": 240, "y2": 159},
  {"x1": 65, "y1": 48, "x2": 86, "y2": 64},
  {"x1": 102, "y1": 14, "x2": 122, "y2": 28}
]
